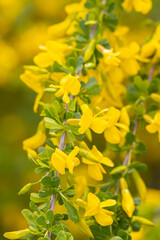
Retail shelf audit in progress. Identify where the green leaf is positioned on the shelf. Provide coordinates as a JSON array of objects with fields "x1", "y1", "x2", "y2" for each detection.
[
  {"x1": 129, "y1": 161, "x2": 147, "y2": 172},
  {"x1": 62, "y1": 197, "x2": 79, "y2": 223},
  {"x1": 30, "y1": 193, "x2": 48, "y2": 203},
  {"x1": 126, "y1": 132, "x2": 136, "y2": 145},
  {"x1": 36, "y1": 216, "x2": 46, "y2": 227},
  {"x1": 29, "y1": 201, "x2": 40, "y2": 212},
  {"x1": 67, "y1": 130, "x2": 76, "y2": 143},
  {"x1": 133, "y1": 197, "x2": 141, "y2": 206},
  {"x1": 148, "y1": 77, "x2": 160, "y2": 94},
  {"x1": 84, "y1": 77, "x2": 97, "y2": 89},
  {"x1": 39, "y1": 189, "x2": 52, "y2": 198},
  {"x1": 53, "y1": 61, "x2": 70, "y2": 73},
  {"x1": 43, "y1": 103, "x2": 61, "y2": 123},
  {"x1": 21, "y1": 209, "x2": 37, "y2": 227},
  {"x1": 42, "y1": 176, "x2": 53, "y2": 188},
  {"x1": 44, "y1": 117, "x2": 63, "y2": 131},
  {"x1": 89, "y1": 225, "x2": 111, "y2": 240},
  {"x1": 54, "y1": 214, "x2": 68, "y2": 221},
  {"x1": 52, "y1": 176, "x2": 60, "y2": 188},
  {"x1": 62, "y1": 185, "x2": 75, "y2": 197},
  {"x1": 112, "y1": 237, "x2": 123, "y2": 240},
  {"x1": 46, "y1": 210, "x2": 54, "y2": 225},
  {"x1": 38, "y1": 148, "x2": 54, "y2": 161},
  {"x1": 116, "y1": 229, "x2": 131, "y2": 240},
  {"x1": 68, "y1": 100, "x2": 75, "y2": 112},
  {"x1": 75, "y1": 56, "x2": 84, "y2": 72},
  {"x1": 56, "y1": 231, "x2": 66, "y2": 240},
  {"x1": 83, "y1": 77, "x2": 101, "y2": 95}
]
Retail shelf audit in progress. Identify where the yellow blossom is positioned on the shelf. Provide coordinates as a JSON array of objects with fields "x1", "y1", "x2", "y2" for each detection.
[
  {"x1": 104, "y1": 107, "x2": 130, "y2": 144},
  {"x1": 141, "y1": 25, "x2": 160, "y2": 63},
  {"x1": 74, "y1": 176, "x2": 88, "y2": 199},
  {"x1": 50, "y1": 146, "x2": 80, "y2": 174},
  {"x1": 65, "y1": 0, "x2": 86, "y2": 18},
  {"x1": 97, "y1": 44, "x2": 121, "y2": 67},
  {"x1": 50, "y1": 74, "x2": 81, "y2": 103},
  {"x1": 84, "y1": 193, "x2": 116, "y2": 226},
  {"x1": 120, "y1": 178, "x2": 135, "y2": 218},
  {"x1": 20, "y1": 69, "x2": 49, "y2": 112},
  {"x1": 119, "y1": 42, "x2": 149, "y2": 76},
  {"x1": 122, "y1": 0, "x2": 152, "y2": 15},
  {"x1": 23, "y1": 121, "x2": 46, "y2": 155},
  {"x1": 81, "y1": 143, "x2": 114, "y2": 181},
  {"x1": 145, "y1": 111, "x2": 160, "y2": 142},
  {"x1": 34, "y1": 41, "x2": 69, "y2": 68},
  {"x1": 47, "y1": 15, "x2": 75, "y2": 39},
  {"x1": 78, "y1": 104, "x2": 108, "y2": 134}
]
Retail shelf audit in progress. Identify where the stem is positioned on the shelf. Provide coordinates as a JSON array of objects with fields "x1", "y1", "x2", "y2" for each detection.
[
  {"x1": 115, "y1": 120, "x2": 138, "y2": 195},
  {"x1": 148, "y1": 66, "x2": 154, "y2": 82},
  {"x1": 48, "y1": 127, "x2": 66, "y2": 239}
]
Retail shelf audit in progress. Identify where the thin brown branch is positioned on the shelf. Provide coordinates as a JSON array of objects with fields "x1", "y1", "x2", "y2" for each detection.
[{"x1": 115, "y1": 120, "x2": 138, "y2": 195}]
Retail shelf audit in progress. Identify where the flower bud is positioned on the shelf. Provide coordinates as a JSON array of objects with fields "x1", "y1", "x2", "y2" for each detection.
[
  {"x1": 18, "y1": 183, "x2": 33, "y2": 195},
  {"x1": 143, "y1": 114, "x2": 153, "y2": 124},
  {"x1": 132, "y1": 216, "x2": 154, "y2": 226},
  {"x1": 67, "y1": 118, "x2": 80, "y2": 126},
  {"x1": 150, "y1": 93, "x2": 160, "y2": 103},
  {"x1": 84, "y1": 39, "x2": 96, "y2": 63},
  {"x1": 79, "y1": 148, "x2": 98, "y2": 163},
  {"x1": 120, "y1": 178, "x2": 135, "y2": 218},
  {"x1": 110, "y1": 166, "x2": 127, "y2": 175},
  {"x1": 132, "y1": 170, "x2": 147, "y2": 200},
  {"x1": 4, "y1": 229, "x2": 30, "y2": 239}
]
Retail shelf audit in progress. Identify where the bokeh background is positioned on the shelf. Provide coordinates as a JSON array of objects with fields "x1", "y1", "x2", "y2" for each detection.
[{"x1": 0, "y1": 0, "x2": 160, "y2": 239}]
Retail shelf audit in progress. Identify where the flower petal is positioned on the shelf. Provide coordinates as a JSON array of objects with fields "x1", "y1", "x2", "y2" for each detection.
[
  {"x1": 88, "y1": 164, "x2": 103, "y2": 181},
  {"x1": 104, "y1": 126, "x2": 121, "y2": 144},
  {"x1": 95, "y1": 211, "x2": 113, "y2": 226},
  {"x1": 100, "y1": 199, "x2": 117, "y2": 208},
  {"x1": 91, "y1": 117, "x2": 107, "y2": 134}
]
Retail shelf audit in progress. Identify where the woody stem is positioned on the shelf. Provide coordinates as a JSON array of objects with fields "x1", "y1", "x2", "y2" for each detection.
[
  {"x1": 48, "y1": 124, "x2": 67, "y2": 239},
  {"x1": 115, "y1": 120, "x2": 138, "y2": 195}
]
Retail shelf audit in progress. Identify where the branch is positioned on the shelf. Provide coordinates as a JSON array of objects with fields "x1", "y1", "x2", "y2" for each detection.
[{"x1": 115, "y1": 120, "x2": 138, "y2": 195}]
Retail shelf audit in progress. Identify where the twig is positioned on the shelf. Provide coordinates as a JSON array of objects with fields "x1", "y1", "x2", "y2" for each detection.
[
  {"x1": 148, "y1": 66, "x2": 154, "y2": 82},
  {"x1": 115, "y1": 120, "x2": 138, "y2": 195}
]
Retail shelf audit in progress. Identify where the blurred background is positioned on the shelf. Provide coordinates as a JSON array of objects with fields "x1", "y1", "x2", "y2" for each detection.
[{"x1": 0, "y1": 0, "x2": 160, "y2": 239}]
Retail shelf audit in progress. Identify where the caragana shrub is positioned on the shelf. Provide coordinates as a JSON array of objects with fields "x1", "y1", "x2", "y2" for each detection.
[{"x1": 4, "y1": 0, "x2": 160, "y2": 239}]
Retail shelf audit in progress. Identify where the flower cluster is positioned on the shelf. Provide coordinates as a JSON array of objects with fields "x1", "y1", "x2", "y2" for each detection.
[{"x1": 4, "y1": 0, "x2": 159, "y2": 240}]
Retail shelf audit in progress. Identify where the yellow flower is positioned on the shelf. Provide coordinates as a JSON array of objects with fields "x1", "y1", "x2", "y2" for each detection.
[
  {"x1": 34, "y1": 41, "x2": 69, "y2": 68},
  {"x1": 120, "y1": 178, "x2": 135, "y2": 218},
  {"x1": 97, "y1": 45, "x2": 121, "y2": 67},
  {"x1": 145, "y1": 111, "x2": 160, "y2": 142},
  {"x1": 65, "y1": 0, "x2": 86, "y2": 18},
  {"x1": 122, "y1": 0, "x2": 152, "y2": 15},
  {"x1": 47, "y1": 15, "x2": 75, "y2": 39},
  {"x1": 104, "y1": 107, "x2": 130, "y2": 144},
  {"x1": 141, "y1": 25, "x2": 160, "y2": 63},
  {"x1": 74, "y1": 175, "x2": 88, "y2": 199},
  {"x1": 84, "y1": 193, "x2": 116, "y2": 226},
  {"x1": 20, "y1": 69, "x2": 49, "y2": 112},
  {"x1": 23, "y1": 121, "x2": 46, "y2": 154},
  {"x1": 50, "y1": 74, "x2": 81, "y2": 103},
  {"x1": 81, "y1": 143, "x2": 114, "y2": 181},
  {"x1": 50, "y1": 146, "x2": 80, "y2": 174},
  {"x1": 78, "y1": 104, "x2": 108, "y2": 134},
  {"x1": 119, "y1": 42, "x2": 149, "y2": 76}
]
